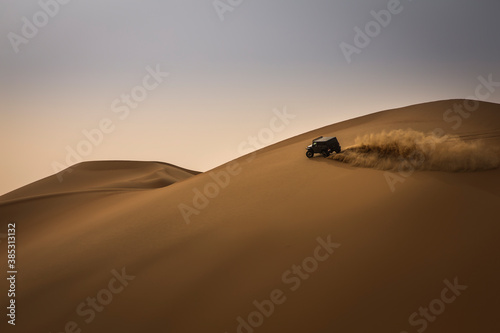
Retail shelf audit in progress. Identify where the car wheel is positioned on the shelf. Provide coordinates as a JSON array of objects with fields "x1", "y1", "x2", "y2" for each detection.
[{"x1": 306, "y1": 150, "x2": 314, "y2": 158}]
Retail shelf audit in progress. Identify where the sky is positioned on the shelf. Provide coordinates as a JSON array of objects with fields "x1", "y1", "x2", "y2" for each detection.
[{"x1": 1, "y1": 0, "x2": 500, "y2": 195}]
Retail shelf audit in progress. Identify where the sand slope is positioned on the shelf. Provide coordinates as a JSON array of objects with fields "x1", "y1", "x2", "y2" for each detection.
[
  {"x1": 1, "y1": 100, "x2": 499, "y2": 333},
  {"x1": 0, "y1": 161, "x2": 198, "y2": 203}
]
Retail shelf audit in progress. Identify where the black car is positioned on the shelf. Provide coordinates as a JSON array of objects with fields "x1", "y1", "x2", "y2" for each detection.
[{"x1": 306, "y1": 136, "x2": 341, "y2": 158}]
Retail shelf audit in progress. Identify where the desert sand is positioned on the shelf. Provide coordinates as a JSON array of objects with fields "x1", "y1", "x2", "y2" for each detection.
[{"x1": 1, "y1": 99, "x2": 499, "y2": 333}]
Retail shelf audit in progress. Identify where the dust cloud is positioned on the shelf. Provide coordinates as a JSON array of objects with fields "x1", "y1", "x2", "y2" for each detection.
[{"x1": 330, "y1": 129, "x2": 499, "y2": 172}]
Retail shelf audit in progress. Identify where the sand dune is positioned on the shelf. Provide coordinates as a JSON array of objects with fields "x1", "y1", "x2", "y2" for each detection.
[
  {"x1": 1, "y1": 100, "x2": 499, "y2": 333},
  {"x1": 0, "y1": 161, "x2": 198, "y2": 204}
]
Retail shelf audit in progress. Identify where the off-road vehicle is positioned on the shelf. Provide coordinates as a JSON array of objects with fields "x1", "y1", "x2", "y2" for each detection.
[{"x1": 306, "y1": 136, "x2": 341, "y2": 158}]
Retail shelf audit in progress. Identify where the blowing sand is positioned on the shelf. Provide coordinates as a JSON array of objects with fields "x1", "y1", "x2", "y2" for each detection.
[
  {"x1": 1, "y1": 99, "x2": 499, "y2": 333},
  {"x1": 331, "y1": 129, "x2": 500, "y2": 171}
]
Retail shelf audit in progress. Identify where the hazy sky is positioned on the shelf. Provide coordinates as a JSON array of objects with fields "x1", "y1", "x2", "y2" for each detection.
[{"x1": 1, "y1": 0, "x2": 500, "y2": 194}]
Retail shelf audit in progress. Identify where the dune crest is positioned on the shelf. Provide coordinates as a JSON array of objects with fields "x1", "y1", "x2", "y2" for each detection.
[{"x1": 331, "y1": 129, "x2": 500, "y2": 172}]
